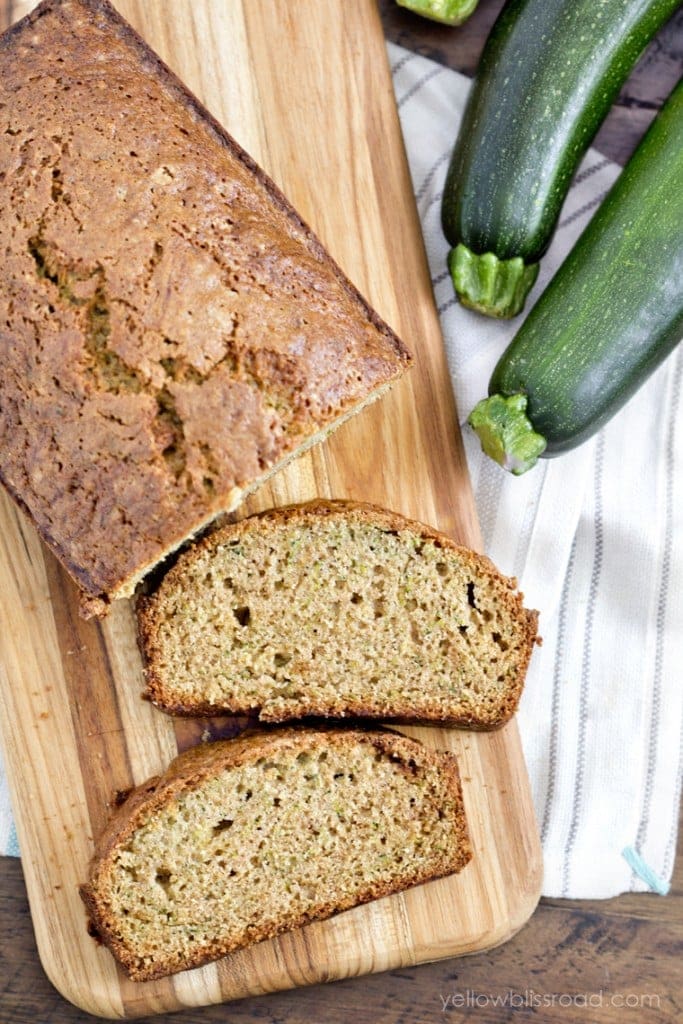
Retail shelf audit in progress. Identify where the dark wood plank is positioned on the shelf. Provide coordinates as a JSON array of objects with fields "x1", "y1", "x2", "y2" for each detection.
[{"x1": 378, "y1": 0, "x2": 683, "y2": 167}]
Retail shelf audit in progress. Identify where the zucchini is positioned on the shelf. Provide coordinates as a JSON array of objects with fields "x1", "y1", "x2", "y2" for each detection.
[
  {"x1": 467, "y1": 78, "x2": 683, "y2": 475},
  {"x1": 395, "y1": 0, "x2": 478, "y2": 25},
  {"x1": 441, "y1": 0, "x2": 681, "y2": 318}
]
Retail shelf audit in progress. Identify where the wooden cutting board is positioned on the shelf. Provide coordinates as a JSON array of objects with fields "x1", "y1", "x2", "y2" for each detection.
[{"x1": 0, "y1": 0, "x2": 542, "y2": 1017}]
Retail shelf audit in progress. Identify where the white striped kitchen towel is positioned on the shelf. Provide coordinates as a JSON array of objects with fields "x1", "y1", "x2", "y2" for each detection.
[
  {"x1": 0, "y1": 44, "x2": 680, "y2": 902},
  {"x1": 389, "y1": 42, "x2": 682, "y2": 899}
]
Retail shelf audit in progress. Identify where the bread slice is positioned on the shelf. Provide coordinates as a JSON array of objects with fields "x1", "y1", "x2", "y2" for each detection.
[
  {"x1": 0, "y1": 0, "x2": 410, "y2": 617},
  {"x1": 80, "y1": 726, "x2": 471, "y2": 981},
  {"x1": 138, "y1": 500, "x2": 539, "y2": 728}
]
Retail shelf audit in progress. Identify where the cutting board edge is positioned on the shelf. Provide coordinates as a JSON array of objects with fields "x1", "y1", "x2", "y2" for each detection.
[
  {"x1": 0, "y1": 0, "x2": 544, "y2": 1015},
  {"x1": 12, "y1": 711, "x2": 543, "y2": 1020},
  {"x1": 23, "y1": 837, "x2": 543, "y2": 1020}
]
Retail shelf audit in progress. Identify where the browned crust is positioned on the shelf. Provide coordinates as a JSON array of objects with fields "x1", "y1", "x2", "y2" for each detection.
[
  {"x1": 137, "y1": 500, "x2": 540, "y2": 729},
  {"x1": 0, "y1": 1, "x2": 411, "y2": 616},
  {"x1": 5, "y1": 0, "x2": 410, "y2": 367},
  {"x1": 0, "y1": 467, "x2": 104, "y2": 615},
  {"x1": 79, "y1": 726, "x2": 472, "y2": 981}
]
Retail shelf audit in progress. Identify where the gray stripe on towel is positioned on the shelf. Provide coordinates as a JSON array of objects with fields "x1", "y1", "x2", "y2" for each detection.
[
  {"x1": 397, "y1": 66, "x2": 445, "y2": 109},
  {"x1": 562, "y1": 432, "x2": 605, "y2": 896},
  {"x1": 632, "y1": 350, "x2": 683, "y2": 885},
  {"x1": 391, "y1": 52, "x2": 418, "y2": 77},
  {"x1": 572, "y1": 157, "x2": 612, "y2": 188},
  {"x1": 416, "y1": 150, "x2": 451, "y2": 203},
  {"x1": 541, "y1": 533, "x2": 578, "y2": 844},
  {"x1": 437, "y1": 295, "x2": 458, "y2": 316},
  {"x1": 423, "y1": 189, "x2": 445, "y2": 214},
  {"x1": 558, "y1": 190, "x2": 608, "y2": 231},
  {"x1": 431, "y1": 268, "x2": 450, "y2": 288}
]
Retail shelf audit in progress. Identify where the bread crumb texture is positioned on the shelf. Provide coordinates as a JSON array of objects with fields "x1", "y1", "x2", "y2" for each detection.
[
  {"x1": 139, "y1": 501, "x2": 540, "y2": 728},
  {"x1": 80, "y1": 727, "x2": 471, "y2": 981},
  {"x1": 0, "y1": 0, "x2": 409, "y2": 612}
]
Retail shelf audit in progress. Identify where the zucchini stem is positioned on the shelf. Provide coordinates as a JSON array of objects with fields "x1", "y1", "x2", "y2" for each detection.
[
  {"x1": 449, "y1": 244, "x2": 539, "y2": 319},
  {"x1": 396, "y1": 0, "x2": 479, "y2": 26},
  {"x1": 467, "y1": 393, "x2": 547, "y2": 475}
]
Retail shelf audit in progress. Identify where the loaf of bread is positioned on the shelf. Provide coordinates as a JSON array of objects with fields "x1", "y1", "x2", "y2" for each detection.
[
  {"x1": 0, "y1": 0, "x2": 410, "y2": 616},
  {"x1": 80, "y1": 726, "x2": 471, "y2": 981},
  {"x1": 138, "y1": 500, "x2": 539, "y2": 728}
]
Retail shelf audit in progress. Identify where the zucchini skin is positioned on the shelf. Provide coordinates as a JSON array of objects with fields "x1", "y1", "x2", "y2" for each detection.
[
  {"x1": 441, "y1": 0, "x2": 681, "y2": 263},
  {"x1": 481, "y1": 78, "x2": 683, "y2": 461}
]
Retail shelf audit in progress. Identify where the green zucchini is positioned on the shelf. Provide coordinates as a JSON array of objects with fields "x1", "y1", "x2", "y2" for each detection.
[
  {"x1": 467, "y1": 78, "x2": 683, "y2": 475},
  {"x1": 441, "y1": 0, "x2": 681, "y2": 318},
  {"x1": 395, "y1": 0, "x2": 478, "y2": 25}
]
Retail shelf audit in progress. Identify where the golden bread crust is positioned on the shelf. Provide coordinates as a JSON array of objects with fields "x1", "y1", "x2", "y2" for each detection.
[{"x1": 0, "y1": 1, "x2": 410, "y2": 615}]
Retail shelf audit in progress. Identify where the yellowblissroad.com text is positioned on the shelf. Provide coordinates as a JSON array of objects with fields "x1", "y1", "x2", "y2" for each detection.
[{"x1": 439, "y1": 989, "x2": 661, "y2": 1011}]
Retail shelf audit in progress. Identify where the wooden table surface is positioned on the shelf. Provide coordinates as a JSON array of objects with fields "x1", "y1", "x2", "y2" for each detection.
[{"x1": 1, "y1": 1, "x2": 682, "y2": 1021}]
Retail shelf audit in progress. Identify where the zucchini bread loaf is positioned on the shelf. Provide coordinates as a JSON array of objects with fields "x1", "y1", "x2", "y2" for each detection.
[
  {"x1": 0, "y1": 0, "x2": 410, "y2": 616},
  {"x1": 80, "y1": 726, "x2": 472, "y2": 981},
  {"x1": 138, "y1": 501, "x2": 539, "y2": 728}
]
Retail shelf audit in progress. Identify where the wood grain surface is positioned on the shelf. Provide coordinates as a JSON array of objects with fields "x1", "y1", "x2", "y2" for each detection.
[
  {"x1": 0, "y1": 0, "x2": 542, "y2": 1018},
  {"x1": 2, "y1": 2, "x2": 682, "y2": 1023}
]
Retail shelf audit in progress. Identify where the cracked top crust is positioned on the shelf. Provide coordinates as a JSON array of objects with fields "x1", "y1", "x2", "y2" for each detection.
[{"x1": 0, "y1": 0, "x2": 411, "y2": 615}]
